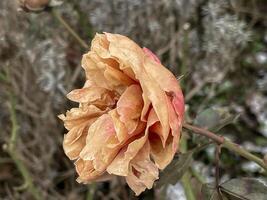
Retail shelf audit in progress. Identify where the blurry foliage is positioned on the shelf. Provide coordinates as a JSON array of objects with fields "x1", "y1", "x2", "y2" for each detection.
[{"x1": 1, "y1": 0, "x2": 267, "y2": 199}]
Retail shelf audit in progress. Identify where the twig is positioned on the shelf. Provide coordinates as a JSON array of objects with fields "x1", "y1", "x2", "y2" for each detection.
[
  {"x1": 4, "y1": 95, "x2": 42, "y2": 200},
  {"x1": 51, "y1": 9, "x2": 89, "y2": 49},
  {"x1": 183, "y1": 123, "x2": 267, "y2": 171},
  {"x1": 215, "y1": 145, "x2": 223, "y2": 200}
]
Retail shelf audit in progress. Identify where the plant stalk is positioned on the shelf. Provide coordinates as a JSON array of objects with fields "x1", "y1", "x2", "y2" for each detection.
[
  {"x1": 183, "y1": 123, "x2": 267, "y2": 171},
  {"x1": 51, "y1": 9, "x2": 89, "y2": 49}
]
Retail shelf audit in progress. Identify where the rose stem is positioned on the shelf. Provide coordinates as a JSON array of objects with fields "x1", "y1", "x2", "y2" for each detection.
[
  {"x1": 51, "y1": 8, "x2": 89, "y2": 49},
  {"x1": 183, "y1": 123, "x2": 267, "y2": 171}
]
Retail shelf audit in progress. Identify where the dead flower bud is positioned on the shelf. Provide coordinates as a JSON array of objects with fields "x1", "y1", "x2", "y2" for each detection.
[{"x1": 18, "y1": 0, "x2": 62, "y2": 12}]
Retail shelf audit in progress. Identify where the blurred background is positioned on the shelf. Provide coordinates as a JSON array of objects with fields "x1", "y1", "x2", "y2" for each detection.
[{"x1": 1, "y1": 0, "x2": 267, "y2": 199}]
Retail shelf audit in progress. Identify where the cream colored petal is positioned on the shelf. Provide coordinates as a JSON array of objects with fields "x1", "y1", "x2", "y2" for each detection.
[
  {"x1": 82, "y1": 52, "x2": 109, "y2": 88},
  {"x1": 63, "y1": 125, "x2": 87, "y2": 160},
  {"x1": 75, "y1": 159, "x2": 113, "y2": 183},
  {"x1": 125, "y1": 141, "x2": 159, "y2": 196},
  {"x1": 58, "y1": 105, "x2": 104, "y2": 130},
  {"x1": 67, "y1": 87, "x2": 109, "y2": 103}
]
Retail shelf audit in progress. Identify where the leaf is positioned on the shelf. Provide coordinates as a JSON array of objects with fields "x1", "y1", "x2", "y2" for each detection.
[
  {"x1": 201, "y1": 183, "x2": 225, "y2": 200},
  {"x1": 220, "y1": 178, "x2": 267, "y2": 200},
  {"x1": 194, "y1": 108, "x2": 221, "y2": 130},
  {"x1": 194, "y1": 108, "x2": 239, "y2": 132},
  {"x1": 201, "y1": 178, "x2": 267, "y2": 200},
  {"x1": 156, "y1": 151, "x2": 193, "y2": 188}
]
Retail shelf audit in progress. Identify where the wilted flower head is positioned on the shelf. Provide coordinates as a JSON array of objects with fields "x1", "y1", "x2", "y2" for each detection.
[
  {"x1": 18, "y1": 0, "x2": 62, "y2": 12},
  {"x1": 59, "y1": 33, "x2": 184, "y2": 195}
]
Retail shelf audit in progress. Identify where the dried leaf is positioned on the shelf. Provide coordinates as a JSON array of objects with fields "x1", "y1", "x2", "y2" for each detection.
[
  {"x1": 201, "y1": 178, "x2": 267, "y2": 200},
  {"x1": 220, "y1": 178, "x2": 267, "y2": 200},
  {"x1": 156, "y1": 151, "x2": 193, "y2": 188},
  {"x1": 194, "y1": 108, "x2": 239, "y2": 132}
]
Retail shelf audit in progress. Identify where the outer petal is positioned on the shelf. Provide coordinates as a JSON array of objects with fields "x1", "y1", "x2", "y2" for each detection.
[
  {"x1": 75, "y1": 159, "x2": 113, "y2": 183},
  {"x1": 125, "y1": 141, "x2": 159, "y2": 196},
  {"x1": 58, "y1": 105, "x2": 104, "y2": 130},
  {"x1": 79, "y1": 114, "x2": 121, "y2": 171},
  {"x1": 63, "y1": 124, "x2": 87, "y2": 160}
]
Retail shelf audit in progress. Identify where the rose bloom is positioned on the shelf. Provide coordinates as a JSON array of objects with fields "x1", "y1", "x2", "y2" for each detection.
[{"x1": 59, "y1": 33, "x2": 184, "y2": 195}]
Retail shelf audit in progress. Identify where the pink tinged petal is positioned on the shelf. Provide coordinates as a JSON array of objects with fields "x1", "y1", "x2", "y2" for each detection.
[
  {"x1": 106, "y1": 108, "x2": 158, "y2": 176},
  {"x1": 79, "y1": 114, "x2": 120, "y2": 171},
  {"x1": 143, "y1": 47, "x2": 161, "y2": 64},
  {"x1": 117, "y1": 84, "x2": 143, "y2": 133},
  {"x1": 104, "y1": 33, "x2": 170, "y2": 145},
  {"x1": 108, "y1": 109, "x2": 129, "y2": 144},
  {"x1": 143, "y1": 51, "x2": 185, "y2": 121},
  {"x1": 149, "y1": 96, "x2": 181, "y2": 169},
  {"x1": 125, "y1": 142, "x2": 159, "y2": 196},
  {"x1": 106, "y1": 134, "x2": 147, "y2": 176},
  {"x1": 63, "y1": 125, "x2": 88, "y2": 160}
]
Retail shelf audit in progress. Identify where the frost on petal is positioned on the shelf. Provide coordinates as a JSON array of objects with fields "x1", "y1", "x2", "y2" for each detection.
[{"x1": 126, "y1": 141, "x2": 159, "y2": 196}]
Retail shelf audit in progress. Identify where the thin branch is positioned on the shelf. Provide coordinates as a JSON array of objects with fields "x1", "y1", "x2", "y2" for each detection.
[
  {"x1": 4, "y1": 95, "x2": 42, "y2": 200},
  {"x1": 183, "y1": 123, "x2": 224, "y2": 144},
  {"x1": 51, "y1": 9, "x2": 89, "y2": 49},
  {"x1": 183, "y1": 123, "x2": 267, "y2": 171}
]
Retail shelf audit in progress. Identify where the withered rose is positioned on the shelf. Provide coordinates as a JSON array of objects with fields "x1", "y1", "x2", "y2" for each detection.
[{"x1": 59, "y1": 33, "x2": 184, "y2": 195}]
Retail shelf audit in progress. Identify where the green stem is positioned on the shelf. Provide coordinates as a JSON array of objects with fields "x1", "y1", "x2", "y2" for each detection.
[
  {"x1": 51, "y1": 9, "x2": 89, "y2": 49},
  {"x1": 181, "y1": 172, "x2": 196, "y2": 200},
  {"x1": 222, "y1": 139, "x2": 267, "y2": 171},
  {"x1": 180, "y1": 134, "x2": 196, "y2": 200},
  {"x1": 86, "y1": 184, "x2": 96, "y2": 200},
  {"x1": 5, "y1": 95, "x2": 42, "y2": 200},
  {"x1": 183, "y1": 123, "x2": 267, "y2": 171}
]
